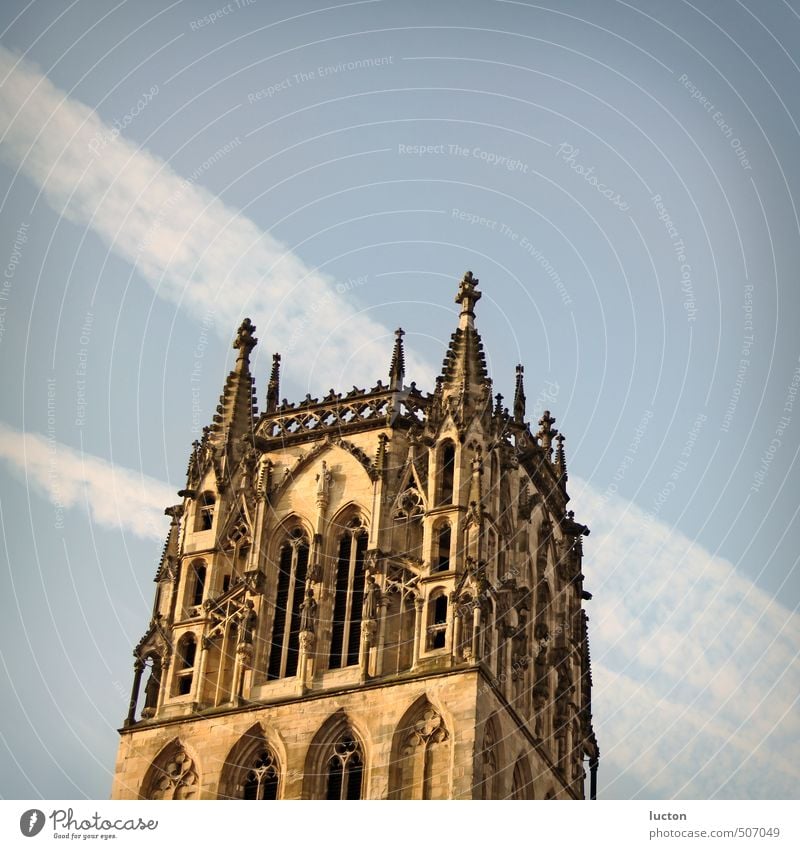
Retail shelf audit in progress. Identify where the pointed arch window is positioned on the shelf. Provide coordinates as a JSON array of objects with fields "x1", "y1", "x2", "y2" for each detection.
[
  {"x1": 242, "y1": 749, "x2": 280, "y2": 800},
  {"x1": 392, "y1": 488, "x2": 423, "y2": 559},
  {"x1": 267, "y1": 528, "x2": 309, "y2": 680},
  {"x1": 329, "y1": 517, "x2": 368, "y2": 669},
  {"x1": 142, "y1": 742, "x2": 198, "y2": 800},
  {"x1": 196, "y1": 492, "x2": 216, "y2": 531},
  {"x1": 434, "y1": 522, "x2": 451, "y2": 572},
  {"x1": 438, "y1": 441, "x2": 456, "y2": 505},
  {"x1": 174, "y1": 634, "x2": 197, "y2": 696},
  {"x1": 427, "y1": 592, "x2": 448, "y2": 650},
  {"x1": 389, "y1": 701, "x2": 451, "y2": 800},
  {"x1": 325, "y1": 732, "x2": 364, "y2": 800},
  {"x1": 189, "y1": 560, "x2": 206, "y2": 608}
]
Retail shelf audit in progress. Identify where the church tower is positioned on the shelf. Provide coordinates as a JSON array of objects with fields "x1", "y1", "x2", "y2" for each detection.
[{"x1": 112, "y1": 271, "x2": 599, "y2": 800}]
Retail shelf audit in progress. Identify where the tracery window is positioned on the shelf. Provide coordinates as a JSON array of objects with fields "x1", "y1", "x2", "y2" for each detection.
[
  {"x1": 242, "y1": 749, "x2": 280, "y2": 800},
  {"x1": 329, "y1": 517, "x2": 368, "y2": 670},
  {"x1": 325, "y1": 732, "x2": 364, "y2": 800},
  {"x1": 142, "y1": 742, "x2": 198, "y2": 800},
  {"x1": 390, "y1": 702, "x2": 451, "y2": 799},
  {"x1": 267, "y1": 528, "x2": 309, "y2": 680}
]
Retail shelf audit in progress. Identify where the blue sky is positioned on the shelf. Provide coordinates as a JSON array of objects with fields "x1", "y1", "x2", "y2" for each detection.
[{"x1": 0, "y1": 0, "x2": 798, "y2": 799}]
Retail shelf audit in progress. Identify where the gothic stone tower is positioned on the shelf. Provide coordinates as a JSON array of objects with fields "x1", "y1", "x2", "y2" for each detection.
[{"x1": 112, "y1": 271, "x2": 599, "y2": 800}]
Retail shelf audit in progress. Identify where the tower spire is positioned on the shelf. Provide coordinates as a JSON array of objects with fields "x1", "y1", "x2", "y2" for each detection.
[
  {"x1": 437, "y1": 271, "x2": 491, "y2": 413},
  {"x1": 266, "y1": 353, "x2": 281, "y2": 413},
  {"x1": 513, "y1": 364, "x2": 526, "y2": 424},
  {"x1": 389, "y1": 328, "x2": 405, "y2": 391},
  {"x1": 208, "y1": 318, "x2": 258, "y2": 451}
]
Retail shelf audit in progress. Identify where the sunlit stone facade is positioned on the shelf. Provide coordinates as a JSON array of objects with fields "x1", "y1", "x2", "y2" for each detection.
[{"x1": 112, "y1": 272, "x2": 598, "y2": 800}]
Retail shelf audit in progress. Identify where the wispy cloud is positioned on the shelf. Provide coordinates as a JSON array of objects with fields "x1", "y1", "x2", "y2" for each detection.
[
  {"x1": 0, "y1": 46, "x2": 429, "y2": 390},
  {"x1": 0, "y1": 422, "x2": 174, "y2": 541},
  {"x1": 571, "y1": 476, "x2": 800, "y2": 798}
]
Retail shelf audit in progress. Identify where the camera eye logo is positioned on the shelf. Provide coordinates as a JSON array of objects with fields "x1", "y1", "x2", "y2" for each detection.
[{"x1": 19, "y1": 809, "x2": 46, "y2": 837}]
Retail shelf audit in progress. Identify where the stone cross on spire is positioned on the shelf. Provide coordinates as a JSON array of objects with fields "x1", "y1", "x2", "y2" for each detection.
[
  {"x1": 455, "y1": 270, "x2": 482, "y2": 326},
  {"x1": 233, "y1": 318, "x2": 257, "y2": 370},
  {"x1": 538, "y1": 410, "x2": 558, "y2": 458}
]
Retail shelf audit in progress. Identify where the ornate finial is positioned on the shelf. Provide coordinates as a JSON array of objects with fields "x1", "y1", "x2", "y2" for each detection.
[
  {"x1": 233, "y1": 318, "x2": 257, "y2": 365},
  {"x1": 389, "y1": 327, "x2": 406, "y2": 391},
  {"x1": 538, "y1": 410, "x2": 558, "y2": 458},
  {"x1": 455, "y1": 270, "x2": 482, "y2": 318},
  {"x1": 554, "y1": 432, "x2": 568, "y2": 484},
  {"x1": 266, "y1": 353, "x2": 281, "y2": 413},
  {"x1": 494, "y1": 392, "x2": 504, "y2": 416},
  {"x1": 513, "y1": 364, "x2": 526, "y2": 424}
]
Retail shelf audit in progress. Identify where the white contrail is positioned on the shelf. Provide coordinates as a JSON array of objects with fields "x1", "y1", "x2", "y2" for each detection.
[{"x1": 0, "y1": 46, "x2": 431, "y2": 391}]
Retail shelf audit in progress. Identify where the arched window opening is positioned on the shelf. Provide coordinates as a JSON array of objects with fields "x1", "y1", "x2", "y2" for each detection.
[
  {"x1": 392, "y1": 489, "x2": 423, "y2": 559},
  {"x1": 140, "y1": 654, "x2": 162, "y2": 719},
  {"x1": 196, "y1": 492, "x2": 216, "y2": 531},
  {"x1": 427, "y1": 593, "x2": 448, "y2": 650},
  {"x1": 435, "y1": 523, "x2": 451, "y2": 572},
  {"x1": 511, "y1": 755, "x2": 534, "y2": 800},
  {"x1": 389, "y1": 701, "x2": 451, "y2": 800},
  {"x1": 383, "y1": 590, "x2": 415, "y2": 674},
  {"x1": 190, "y1": 561, "x2": 206, "y2": 607},
  {"x1": 438, "y1": 442, "x2": 456, "y2": 505},
  {"x1": 325, "y1": 733, "x2": 364, "y2": 800},
  {"x1": 329, "y1": 518, "x2": 368, "y2": 670},
  {"x1": 479, "y1": 721, "x2": 499, "y2": 800},
  {"x1": 267, "y1": 528, "x2": 309, "y2": 680},
  {"x1": 242, "y1": 749, "x2": 280, "y2": 800},
  {"x1": 141, "y1": 742, "x2": 198, "y2": 800},
  {"x1": 456, "y1": 595, "x2": 474, "y2": 660},
  {"x1": 175, "y1": 635, "x2": 196, "y2": 696}
]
